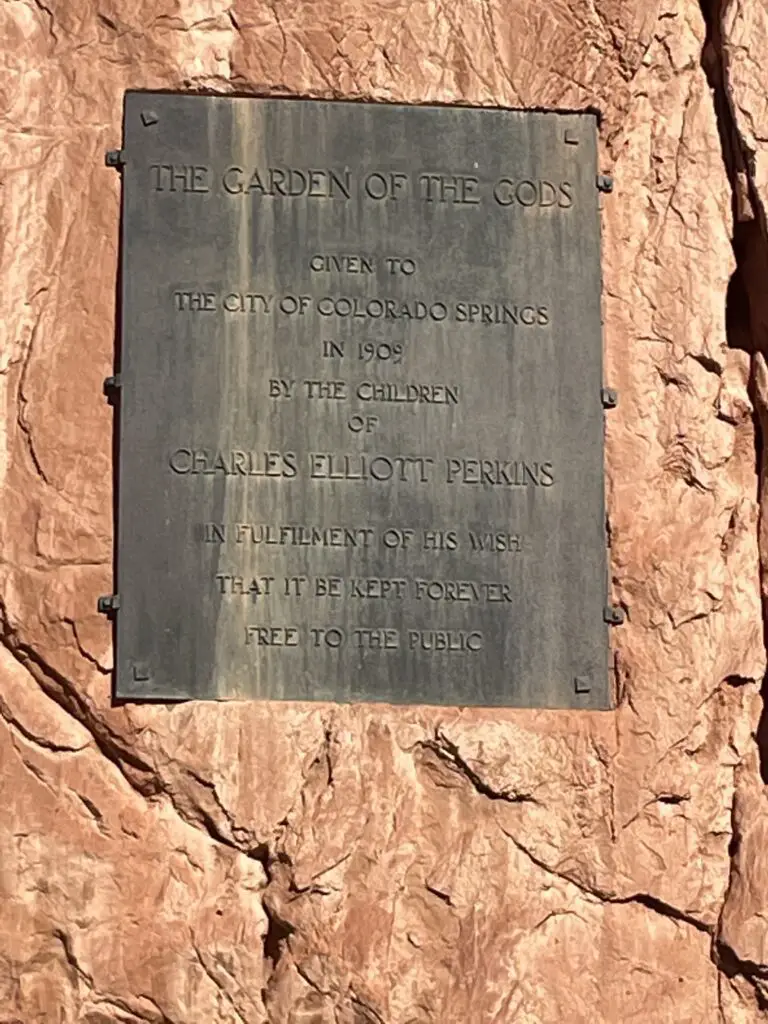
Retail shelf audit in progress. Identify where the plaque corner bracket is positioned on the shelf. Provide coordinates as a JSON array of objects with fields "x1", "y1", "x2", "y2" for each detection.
[
  {"x1": 603, "y1": 604, "x2": 625, "y2": 626},
  {"x1": 601, "y1": 386, "x2": 618, "y2": 409},
  {"x1": 103, "y1": 374, "x2": 122, "y2": 404},
  {"x1": 97, "y1": 594, "x2": 120, "y2": 616},
  {"x1": 596, "y1": 173, "x2": 614, "y2": 194},
  {"x1": 105, "y1": 149, "x2": 125, "y2": 170}
]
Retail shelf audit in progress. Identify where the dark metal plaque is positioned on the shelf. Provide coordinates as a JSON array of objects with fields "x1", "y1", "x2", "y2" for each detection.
[{"x1": 113, "y1": 92, "x2": 610, "y2": 707}]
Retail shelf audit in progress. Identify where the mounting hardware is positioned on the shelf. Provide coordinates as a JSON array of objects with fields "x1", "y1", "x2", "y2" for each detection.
[
  {"x1": 132, "y1": 663, "x2": 151, "y2": 682},
  {"x1": 574, "y1": 676, "x2": 591, "y2": 694},
  {"x1": 601, "y1": 386, "x2": 618, "y2": 409},
  {"x1": 140, "y1": 110, "x2": 158, "y2": 127},
  {"x1": 564, "y1": 129, "x2": 579, "y2": 146},
  {"x1": 603, "y1": 605, "x2": 625, "y2": 626},
  {"x1": 97, "y1": 594, "x2": 120, "y2": 615},
  {"x1": 103, "y1": 374, "x2": 122, "y2": 403},
  {"x1": 105, "y1": 149, "x2": 125, "y2": 169},
  {"x1": 596, "y1": 174, "x2": 614, "y2": 193}
]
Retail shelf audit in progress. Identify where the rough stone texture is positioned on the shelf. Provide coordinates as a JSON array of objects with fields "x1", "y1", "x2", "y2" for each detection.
[{"x1": 1, "y1": 0, "x2": 768, "y2": 1021}]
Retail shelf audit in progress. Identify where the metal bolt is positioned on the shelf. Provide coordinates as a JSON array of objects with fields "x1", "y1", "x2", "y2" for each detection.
[
  {"x1": 105, "y1": 149, "x2": 124, "y2": 169},
  {"x1": 601, "y1": 386, "x2": 618, "y2": 409},
  {"x1": 97, "y1": 594, "x2": 120, "y2": 614},
  {"x1": 597, "y1": 174, "x2": 614, "y2": 193},
  {"x1": 564, "y1": 129, "x2": 579, "y2": 145},
  {"x1": 140, "y1": 110, "x2": 158, "y2": 127},
  {"x1": 574, "y1": 676, "x2": 591, "y2": 694},
  {"x1": 603, "y1": 605, "x2": 625, "y2": 626},
  {"x1": 132, "y1": 663, "x2": 151, "y2": 682}
]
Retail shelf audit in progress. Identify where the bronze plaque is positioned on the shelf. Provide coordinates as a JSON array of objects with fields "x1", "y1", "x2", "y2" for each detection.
[{"x1": 112, "y1": 92, "x2": 611, "y2": 707}]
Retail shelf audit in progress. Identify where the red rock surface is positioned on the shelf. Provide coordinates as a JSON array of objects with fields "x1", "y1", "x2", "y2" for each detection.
[{"x1": 2, "y1": 0, "x2": 768, "y2": 1021}]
